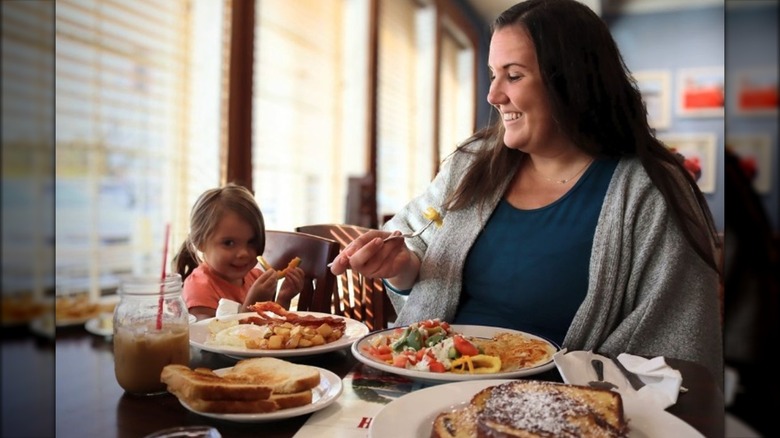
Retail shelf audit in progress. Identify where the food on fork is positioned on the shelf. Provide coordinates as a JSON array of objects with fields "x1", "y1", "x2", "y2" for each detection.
[
  {"x1": 161, "y1": 357, "x2": 321, "y2": 414},
  {"x1": 423, "y1": 206, "x2": 444, "y2": 227},
  {"x1": 205, "y1": 301, "x2": 346, "y2": 350},
  {"x1": 430, "y1": 380, "x2": 628, "y2": 438}
]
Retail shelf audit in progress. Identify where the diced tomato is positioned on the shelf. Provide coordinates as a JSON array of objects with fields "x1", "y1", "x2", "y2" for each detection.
[
  {"x1": 453, "y1": 335, "x2": 479, "y2": 357},
  {"x1": 419, "y1": 319, "x2": 435, "y2": 328},
  {"x1": 416, "y1": 349, "x2": 427, "y2": 361},
  {"x1": 392, "y1": 355, "x2": 409, "y2": 368},
  {"x1": 440, "y1": 321, "x2": 451, "y2": 331},
  {"x1": 376, "y1": 345, "x2": 392, "y2": 355},
  {"x1": 367, "y1": 345, "x2": 393, "y2": 362},
  {"x1": 428, "y1": 361, "x2": 446, "y2": 373}
]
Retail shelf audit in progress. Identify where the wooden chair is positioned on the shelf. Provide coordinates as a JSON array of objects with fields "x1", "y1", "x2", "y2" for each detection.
[
  {"x1": 296, "y1": 224, "x2": 396, "y2": 331},
  {"x1": 263, "y1": 230, "x2": 340, "y2": 313}
]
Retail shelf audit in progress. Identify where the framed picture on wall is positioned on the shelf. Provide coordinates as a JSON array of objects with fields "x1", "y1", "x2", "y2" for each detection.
[
  {"x1": 658, "y1": 133, "x2": 717, "y2": 193},
  {"x1": 676, "y1": 67, "x2": 725, "y2": 117},
  {"x1": 633, "y1": 70, "x2": 671, "y2": 130},
  {"x1": 727, "y1": 134, "x2": 773, "y2": 194},
  {"x1": 733, "y1": 67, "x2": 778, "y2": 116}
]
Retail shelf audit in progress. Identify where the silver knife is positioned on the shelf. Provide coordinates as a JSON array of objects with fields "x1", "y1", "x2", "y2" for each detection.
[{"x1": 605, "y1": 353, "x2": 645, "y2": 391}]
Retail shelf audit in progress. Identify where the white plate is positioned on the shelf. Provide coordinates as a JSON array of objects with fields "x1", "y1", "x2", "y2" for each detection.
[
  {"x1": 370, "y1": 380, "x2": 703, "y2": 438},
  {"x1": 178, "y1": 367, "x2": 343, "y2": 423},
  {"x1": 29, "y1": 314, "x2": 55, "y2": 339},
  {"x1": 189, "y1": 312, "x2": 369, "y2": 358},
  {"x1": 85, "y1": 313, "x2": 114, "y2": 337},
  {"x1": 352, "y1": 324, "x2": 559, "y2": 383}
]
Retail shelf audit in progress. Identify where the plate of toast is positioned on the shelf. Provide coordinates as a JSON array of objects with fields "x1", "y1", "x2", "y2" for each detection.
[
  {"x1": 189, "y1": 311, "x2": 369, "y2": 358},
  {"x1": 370, "y1": 379, "x2": 701, "y2": 438},
  {"x1": 162, "y1": 357, "x2": 343, "y2": 423},
  {"x1": 352, "y1": 323, "x2": 559, "y2": 383}
]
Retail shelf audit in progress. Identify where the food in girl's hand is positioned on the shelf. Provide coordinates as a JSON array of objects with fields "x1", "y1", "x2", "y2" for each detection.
[
  {"x1": 423, "y1": 207, "x2": 444, "y2": 227},
  {"x1": 256, "y1": 256, "x2": 301, "y2": 279},
  {"x1": 205, "y1": 301, "x2": 345, "y2": 350},
  {"x1": 362, "y1": 319, "x2": 555, "y2": 374},
  {"x1": 277, "y1": 257, "x2": 301, "y2": 278},
  {"x1": 257, "y1": 256, "x2": 271, "y2": 271}
]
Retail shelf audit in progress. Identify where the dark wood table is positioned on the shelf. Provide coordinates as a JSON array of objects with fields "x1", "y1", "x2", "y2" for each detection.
[{"x1": 51, "y1": 325, "x2": 724, "y2": 438}]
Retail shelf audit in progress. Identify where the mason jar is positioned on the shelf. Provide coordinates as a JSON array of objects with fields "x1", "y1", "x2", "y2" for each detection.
[{"x1": 113, "y1": 273, "x2": 190, "y2": 396}]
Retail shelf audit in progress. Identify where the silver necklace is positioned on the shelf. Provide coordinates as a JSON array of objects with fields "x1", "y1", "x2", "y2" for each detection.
[{"x1": 533, "y1": 158, "x2": 593, "y2": 184}]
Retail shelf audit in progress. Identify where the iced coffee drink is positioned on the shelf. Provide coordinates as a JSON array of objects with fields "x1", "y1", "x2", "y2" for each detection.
[
  {"x1": 113, "y1": 273, "x2": 190, "y2": 396},
  {"x1": 114, "y1": 323, "x2": 189, "y2": 395}
]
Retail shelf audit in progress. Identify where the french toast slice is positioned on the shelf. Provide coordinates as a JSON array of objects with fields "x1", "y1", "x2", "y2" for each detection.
[{"x1": 431, "y1": 381, "x2": 628, "y2": 438}]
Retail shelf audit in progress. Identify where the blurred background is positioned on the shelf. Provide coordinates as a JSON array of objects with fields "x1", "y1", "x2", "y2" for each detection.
[{"x1": 2, "y1": 0, "x2": 777, "y2": 436}]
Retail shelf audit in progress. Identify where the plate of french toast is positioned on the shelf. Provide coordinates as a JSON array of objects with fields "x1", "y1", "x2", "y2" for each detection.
[
  {"x1": 352, "y1": 320, "x2": 559, "y2": 382},
  {"x1": 161, "y1": 357, "x2": 343, "y2": 422},
  {"x1": 370, "y1": 379, "x2": 702, "y2": 437},
  {"x1": 189, "y1": 303, "x2": 369, "y2": 358}
]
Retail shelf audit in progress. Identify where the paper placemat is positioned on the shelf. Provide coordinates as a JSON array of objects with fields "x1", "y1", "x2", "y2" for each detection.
[{"x1": 293, "y1": 363, "x2": 425, "y2": 438}]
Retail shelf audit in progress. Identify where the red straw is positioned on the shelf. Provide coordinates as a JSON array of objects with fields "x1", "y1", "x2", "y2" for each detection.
[{"x1": 156, "y1": 224, "x2": 171, "y2": 330}]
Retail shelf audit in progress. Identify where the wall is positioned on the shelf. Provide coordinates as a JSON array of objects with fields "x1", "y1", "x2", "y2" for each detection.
[
  {"x1": 605, "y1": 7, "x2": 726, "y2": 231},
  {"x1": 724, "y1": 3, "x2": 779, "y2": 231},
  {"x1": 469, "y1": 4, "x2": 736, "y2": 231}
]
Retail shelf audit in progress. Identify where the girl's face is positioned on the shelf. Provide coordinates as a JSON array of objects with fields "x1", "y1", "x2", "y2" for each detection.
[
  {"x1": 487, "y1": 26, "x2": 565, "y2": 153},
  {"x1": 199, "y1": 210, "x2": 260, "y2": 286}
]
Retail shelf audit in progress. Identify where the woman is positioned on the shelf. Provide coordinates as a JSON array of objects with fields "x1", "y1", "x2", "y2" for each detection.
[{"x1": 331, "y1": 0, "x2": 722, "y2": 381}]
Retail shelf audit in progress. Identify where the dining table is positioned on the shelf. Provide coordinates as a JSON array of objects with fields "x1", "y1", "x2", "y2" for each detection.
[{"x1": 48, "y1": 322, "x2": 725, "y2": 438}]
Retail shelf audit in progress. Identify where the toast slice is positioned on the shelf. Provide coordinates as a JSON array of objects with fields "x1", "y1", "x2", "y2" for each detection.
[
  {"x1": 179, "y1": 389, "x2": 313, "y2": 414},
  {"x1": 221, "y1": 357, "x2": 321, "y2": 394},
  {"x1": 160, "y1": 365, "x2": 273, "y2": 401}
]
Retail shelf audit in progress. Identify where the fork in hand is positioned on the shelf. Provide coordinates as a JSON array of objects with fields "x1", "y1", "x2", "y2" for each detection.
[{"x1": 383, "y1": 219, "x2": 435, "y2": 242}]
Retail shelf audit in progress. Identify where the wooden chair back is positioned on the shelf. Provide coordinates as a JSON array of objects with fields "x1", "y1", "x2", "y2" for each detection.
[
  {"x1": 263, "y1": 230, "x2": 340, "y2": 313},
  {"x1": 296, "y1": 224, "x2": 396, "y2": 331}
]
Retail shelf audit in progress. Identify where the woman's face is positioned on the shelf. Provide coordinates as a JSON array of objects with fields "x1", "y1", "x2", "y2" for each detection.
[
  {"x1": 487, "y1": 26, "x2": 561, "y2": 153},
  {"x1": 199, "y1": 210, "x2": 260, "y2": 286}
]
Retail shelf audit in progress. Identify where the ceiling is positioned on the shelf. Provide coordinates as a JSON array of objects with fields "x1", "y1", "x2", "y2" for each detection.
[{"x1": 464, "y1": 0, "x2": 724, "y2": 24}]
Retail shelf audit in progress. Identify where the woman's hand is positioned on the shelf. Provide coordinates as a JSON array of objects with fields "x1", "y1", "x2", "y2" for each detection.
[
  {"x1": 329, "y1": 229, "x2": 421, "y2": 289},
  {"x1": 276, "y1": 266, "x2": 304, "y2": 309}
]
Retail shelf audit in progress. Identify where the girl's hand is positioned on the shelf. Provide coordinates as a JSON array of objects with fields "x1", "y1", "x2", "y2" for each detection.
[
  {"x1": 243, "y1": 268, "x2": 279, "y2": 311},
  {"x1": 276, "y1": 267, "x2": 304, "y2": 309}
]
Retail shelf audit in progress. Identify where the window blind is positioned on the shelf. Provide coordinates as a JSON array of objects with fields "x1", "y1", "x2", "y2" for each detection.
[
  {"x1": 438, "y1": 22, "x2": 475, "y2": 160},
  {"x1": 252, "y1": 0, "x2": 365, "y2": 230},
  {"x1": 376, "y1": 0, "x2": 436, "y2": 219},
  {"x1": 55, "y1": 0, "x2": 223, "y2": 298},
  {"x1": 2, "y1": 1, "x2": 55, "y2": 300}
]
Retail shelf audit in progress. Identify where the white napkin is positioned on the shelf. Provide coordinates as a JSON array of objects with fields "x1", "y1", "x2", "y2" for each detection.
[
  {"x1": 553, "y1": 349, "x2": 683, "y2": 410},
  {"x1": 215, "y1": 298, "x2": 241, "y2": 317}
]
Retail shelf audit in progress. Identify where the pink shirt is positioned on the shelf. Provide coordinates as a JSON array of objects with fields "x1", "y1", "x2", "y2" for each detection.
[{"x1": 182, "y1": 263, "x2": 262, "y2": 310}]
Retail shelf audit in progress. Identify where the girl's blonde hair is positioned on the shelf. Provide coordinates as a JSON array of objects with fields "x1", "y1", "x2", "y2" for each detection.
[{"x1": 174, "y1": 183, "x2": 265, "y2": 281}]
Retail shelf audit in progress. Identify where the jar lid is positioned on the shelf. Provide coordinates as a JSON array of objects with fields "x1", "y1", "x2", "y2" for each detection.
[{"x1": 118, "y1": 273, "x2": 182, "y2": 296}]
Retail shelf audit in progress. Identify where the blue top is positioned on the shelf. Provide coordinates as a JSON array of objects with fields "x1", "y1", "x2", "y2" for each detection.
[{"x1": 454, "y1": 158, "x2": 619, "y2": 345}]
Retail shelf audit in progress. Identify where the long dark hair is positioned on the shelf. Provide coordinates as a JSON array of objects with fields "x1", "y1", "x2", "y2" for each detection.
[
  {"x1": 445, "y1": 0, "x2": 720, "y2": 273},
  {"x1": 173, "y1": 183, "x2": 266, "y2": 281}
]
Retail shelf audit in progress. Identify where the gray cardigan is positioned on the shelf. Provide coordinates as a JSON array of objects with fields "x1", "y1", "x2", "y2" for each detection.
[{"x1": 383, "y1": 145, "x2": 723, "y2": 383}]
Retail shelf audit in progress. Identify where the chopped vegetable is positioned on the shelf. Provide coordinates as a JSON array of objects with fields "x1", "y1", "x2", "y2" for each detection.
[{"x1": 423, "y1": 207, "x2": 444, "y2": 227}]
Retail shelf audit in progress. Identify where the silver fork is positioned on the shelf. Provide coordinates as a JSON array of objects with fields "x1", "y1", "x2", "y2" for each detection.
[{"x1": 383, "y1": 219, "x2": 435, "y2": 242}]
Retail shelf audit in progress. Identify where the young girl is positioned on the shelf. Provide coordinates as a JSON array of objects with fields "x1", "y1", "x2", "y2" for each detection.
[{"x1": 174, "y1": 183, "x2": 304, "y2": 321}]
